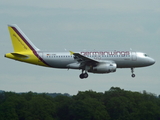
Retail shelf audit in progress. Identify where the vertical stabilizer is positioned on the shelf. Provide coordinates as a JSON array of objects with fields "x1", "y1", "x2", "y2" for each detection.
[{"x1": 8, "y1": 24, "x2": 39, "y2": 52}]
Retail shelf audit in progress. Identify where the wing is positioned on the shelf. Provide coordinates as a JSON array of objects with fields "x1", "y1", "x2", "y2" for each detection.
[
  {"x1": 70, "y1": 51, "x2": 117, "y2": 73},
  {"x1": 70, "y1": 51, "x2": 97, "y2": 62},
  {"x1": 70, "y1": 51, "x2": 100, "y2": 68}
]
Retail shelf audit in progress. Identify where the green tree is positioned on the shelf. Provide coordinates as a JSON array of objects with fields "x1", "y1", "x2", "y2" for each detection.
[
  {"x1": 0, "y1": 87, "x2": 160, "y2": 120},
  {"x1": 24, "y1": 94, "x2": 56, "y2": 120},
  {"x1": 70, "y1": 91, "x2": 110, "y2": 120},
  {"x1": 53, "y1": 95, "x2": 73, "y2": 120}
]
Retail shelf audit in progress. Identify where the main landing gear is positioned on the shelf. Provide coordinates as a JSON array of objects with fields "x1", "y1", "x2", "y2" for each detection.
[
  {"x1": 131, "y1": 68, "x2": 135, "y2": 78},
  {"x1": 79, "y1": 70, "x2": 88, "y2": 79}
]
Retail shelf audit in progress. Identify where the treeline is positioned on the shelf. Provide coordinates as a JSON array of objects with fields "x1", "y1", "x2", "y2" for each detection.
[{"x1": 0, "y1": 87, "x2": 160, "y2": 120}]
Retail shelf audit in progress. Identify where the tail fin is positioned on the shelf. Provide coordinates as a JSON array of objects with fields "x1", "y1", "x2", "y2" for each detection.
[{"x1": 8, "y1": 24, "x2": 39, "y2": 52}]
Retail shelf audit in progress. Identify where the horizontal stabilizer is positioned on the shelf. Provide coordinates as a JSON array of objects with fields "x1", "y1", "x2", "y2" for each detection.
[{"x1": 11, "y1": 53, "x2": 29, "y2": 58}]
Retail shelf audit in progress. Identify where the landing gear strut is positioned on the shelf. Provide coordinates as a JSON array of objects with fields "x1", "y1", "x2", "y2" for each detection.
[
  {"x1": 131, "y1": 68, "x2": 135, "y2": 78},
  {"x1": 79, "y1": 70, "x2": 88, "y2": 79}
]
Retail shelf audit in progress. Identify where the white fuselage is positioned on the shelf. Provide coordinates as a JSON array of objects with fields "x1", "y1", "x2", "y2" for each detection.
[{"x1": 38, "y1": 51, "x2": 155, "y2": 69}]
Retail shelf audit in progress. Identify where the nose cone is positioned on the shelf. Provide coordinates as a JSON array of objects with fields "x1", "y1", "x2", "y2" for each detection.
[{"x1": 148, "y1": 58, "x2": 155, "y2": 65}]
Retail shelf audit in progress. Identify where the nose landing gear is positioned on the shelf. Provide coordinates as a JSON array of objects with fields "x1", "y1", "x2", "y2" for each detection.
[{"x1": 131, "y1": 68, "x2": 135, "y2": 78}]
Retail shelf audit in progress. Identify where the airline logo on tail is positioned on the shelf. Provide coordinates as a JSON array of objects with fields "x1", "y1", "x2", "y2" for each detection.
[{"x1": 5, "y1": 25, "x2": 49, "y2": 67}]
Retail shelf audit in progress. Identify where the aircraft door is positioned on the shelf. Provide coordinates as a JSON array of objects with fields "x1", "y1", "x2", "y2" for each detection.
[{"x1": 132, "y1": 52, "x2": 137, "y2": 61}]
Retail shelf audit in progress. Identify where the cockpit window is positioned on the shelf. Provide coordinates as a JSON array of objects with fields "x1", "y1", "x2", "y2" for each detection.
[{"x1": 144, "y1": 54, "x2": 148, "y2": 57}]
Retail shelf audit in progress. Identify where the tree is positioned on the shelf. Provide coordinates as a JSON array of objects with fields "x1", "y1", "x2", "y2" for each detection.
[{"x1": 70, "y1": 91, "x2": 110, "y2": 120}]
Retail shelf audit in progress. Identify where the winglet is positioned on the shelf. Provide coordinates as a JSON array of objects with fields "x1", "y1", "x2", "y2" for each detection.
[{"x1": 70, "y1": 51, "x2": 74, "y2": 55}]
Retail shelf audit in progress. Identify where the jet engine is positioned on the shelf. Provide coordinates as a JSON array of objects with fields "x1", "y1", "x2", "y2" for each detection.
[{"x1": 88, "y1": 63, "x2": 117, "y2": 73}]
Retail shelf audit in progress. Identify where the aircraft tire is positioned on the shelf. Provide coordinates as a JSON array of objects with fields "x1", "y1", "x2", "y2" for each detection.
[
  {"x1": 131, "y1": 74, "x2": 135, "y2": 78},
  {"x1": 84, "y1": 73, "x2": 88, "y2": 78},
  {"x1": 79, "y1": 73, "x2": 88, "y2": 79},
  {"x1": 79, "y1": 74, "x2": 84, "y2": 79}
]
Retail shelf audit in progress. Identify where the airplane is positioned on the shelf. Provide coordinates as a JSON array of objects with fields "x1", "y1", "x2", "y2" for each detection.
[{"x1": 5, "y1": 24, "x2": 155, "y2": 79}]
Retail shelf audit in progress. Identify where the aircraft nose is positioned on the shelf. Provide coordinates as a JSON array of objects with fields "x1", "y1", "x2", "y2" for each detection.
[{"x1": 149, "y1": 58, "x2": 155, "y2": 65}]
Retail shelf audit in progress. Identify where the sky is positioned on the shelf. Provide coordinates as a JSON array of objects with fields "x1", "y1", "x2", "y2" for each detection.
[{"x1": 0, "y1": 0, "x2": 160, "y2": 95}]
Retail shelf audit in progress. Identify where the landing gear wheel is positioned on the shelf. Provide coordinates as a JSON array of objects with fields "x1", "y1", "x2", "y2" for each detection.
[
  {"x1": 79, "y1": 73, "x2": 88, "y2": 79},
  {"x1": 79, "y1": 74, "x2": 84, "y2": 79},
  {"x1": 131, "y1": 74, "x2": 135, "y2": 78},
  {"x1": 84, "y1": 73, "x2": 88, "y2": 78}
]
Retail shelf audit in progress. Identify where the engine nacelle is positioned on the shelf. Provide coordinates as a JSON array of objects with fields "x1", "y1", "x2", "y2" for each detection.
[{"x1": 88, "y1": 63, "x2": 117, "y2": 73}]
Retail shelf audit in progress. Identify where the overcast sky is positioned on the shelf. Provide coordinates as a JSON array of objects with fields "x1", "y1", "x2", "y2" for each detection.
[{"x1": 0, "y1": 0, "x2": 160, "y2": 95}]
